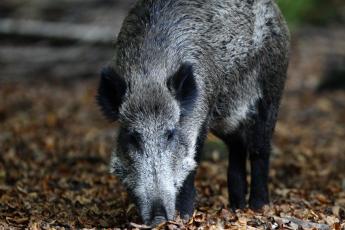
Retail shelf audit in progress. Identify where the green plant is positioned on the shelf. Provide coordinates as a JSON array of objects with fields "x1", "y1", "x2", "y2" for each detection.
[{"x1": 276, "y1": 0, "x2": 344, "y2": 29}]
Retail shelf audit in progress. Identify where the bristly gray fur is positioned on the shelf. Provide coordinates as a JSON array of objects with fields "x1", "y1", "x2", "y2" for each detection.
[{"x1": 103, "y1": 0, "x2": 290, "y2": 225}]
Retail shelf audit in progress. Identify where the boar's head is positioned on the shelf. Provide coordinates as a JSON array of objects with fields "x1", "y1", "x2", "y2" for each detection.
[{"x1": 97, "y1": 63, "x2": 199, "y2": 226}]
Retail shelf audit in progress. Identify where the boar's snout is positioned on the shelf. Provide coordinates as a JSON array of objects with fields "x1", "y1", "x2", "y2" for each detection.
[{"x1": 146, "y1": 200, "x2": 169, "y2": 226}]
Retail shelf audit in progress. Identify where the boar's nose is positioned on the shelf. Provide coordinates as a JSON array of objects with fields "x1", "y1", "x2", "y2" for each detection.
[{"x1": 150, "y1": 200, "x2": 168, "y2": 226}]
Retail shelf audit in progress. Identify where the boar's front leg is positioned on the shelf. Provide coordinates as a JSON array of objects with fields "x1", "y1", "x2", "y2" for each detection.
[
  {"x1": 175, "y1": 171, "x2": 196, "y2": 219},
  {"x1": 176, "y1": 122, "x2": 208, "y2": 219}
]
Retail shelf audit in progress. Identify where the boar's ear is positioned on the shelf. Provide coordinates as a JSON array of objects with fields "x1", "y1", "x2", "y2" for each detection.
[
  {"x1": 97, "y1": 66, "x2": 127, "y2": 121},
  {"x1": 168, "y1": 63, "x2": 198, "y2": 115}
]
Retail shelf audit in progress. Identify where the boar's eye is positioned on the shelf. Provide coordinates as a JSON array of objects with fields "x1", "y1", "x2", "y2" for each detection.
[
  {"x1": 128, "y1": 131, "x2": 141, "y2": 149},
  {"x1": 166, "y1": 129, "x2": 176, "y2": 141}
]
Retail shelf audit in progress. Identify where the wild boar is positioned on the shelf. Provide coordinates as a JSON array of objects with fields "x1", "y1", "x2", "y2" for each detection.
[{"x1": 97, "y1": 0, "x2": 290, "y2": 226}]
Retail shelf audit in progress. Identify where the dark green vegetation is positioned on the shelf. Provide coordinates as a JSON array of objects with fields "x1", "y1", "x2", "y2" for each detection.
[{"x1": 277, "y1": 0, "x2": 345, "y2": 29}]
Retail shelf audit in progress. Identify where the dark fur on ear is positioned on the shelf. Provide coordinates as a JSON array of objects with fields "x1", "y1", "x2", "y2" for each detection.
[
  {"x1": 97, "y1": 66, "x2": 127, "y2": 121},
  {"x1": 168, "y1": 63, "x2": 198, "y2": 116}
]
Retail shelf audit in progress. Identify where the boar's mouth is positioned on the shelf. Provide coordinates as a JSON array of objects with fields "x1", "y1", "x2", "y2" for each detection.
[{"x1": 149, "y1": 216, "x2": 167, "y2": 227}]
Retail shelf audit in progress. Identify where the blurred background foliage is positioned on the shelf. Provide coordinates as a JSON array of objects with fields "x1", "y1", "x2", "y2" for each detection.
[{"x1": 276, "y1": 0, "x2": 345, "y2": 29}]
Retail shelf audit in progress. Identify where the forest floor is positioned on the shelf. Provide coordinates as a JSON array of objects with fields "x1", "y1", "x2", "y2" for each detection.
[
  {"x1": 1, "y1": 32, "x2": 345, "y2": 230},
  {"x1": 0, "y1": 1, "x2": 345, "y2": 229}
]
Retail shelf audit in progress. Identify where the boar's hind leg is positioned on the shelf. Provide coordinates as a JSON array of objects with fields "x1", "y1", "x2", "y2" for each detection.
[
  {"x1": 246, "y1": 99, "x2": 277, "y2": 210},
  {"x1": 224, "y1": 132, "x2": 248, "y2": 210}
]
